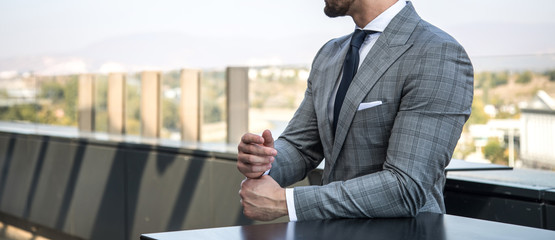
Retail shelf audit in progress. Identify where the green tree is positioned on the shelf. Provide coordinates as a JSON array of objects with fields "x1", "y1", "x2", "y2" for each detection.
[
  {"x1": 162, "y1": 98, "x2": 179, "y2": 130},
  {"x1": 491, "y1": 72, "x2": 508, "y2": 87},
  {"x1": 0, "y1": 89, "x2": 8, "y2": 98},
  {"x1": 62, "y1": 76, "x2": 78, "y2": 125},
  {"x1": 95, "y1": 76, "x2": 109, "y2": 132},
  {"x1": 36, "y1": 76, "x2": 79, "y2": 126},
  {"x1": 37, "y1": 106, "x2": 58, "y2": 124},
  {"x1": 126, "y1": 80, "x2": 141, "y2": 135},
  {"x1": 483, "y1": 138, "x2": 508, "y2": 165},
  {"x1": 545, "y1": 69, "x2": 555, "y2": 82},
  {"x1": 0, "y1": 104, "x2": 37, "y2": 122},
  {"x1": 39, "y1": 80, "x2": 64, "y2": 103},
  {"x1": 201, "y1": 71, "x2": 225, "y2": 123},
  {"x1": 516, "y1": 71, "x2": 533, "y2": 84}
]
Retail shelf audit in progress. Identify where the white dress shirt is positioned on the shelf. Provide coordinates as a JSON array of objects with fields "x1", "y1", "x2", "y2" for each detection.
[{"x1": 286, "y1": 0, "x2": 407, "y2": 222}]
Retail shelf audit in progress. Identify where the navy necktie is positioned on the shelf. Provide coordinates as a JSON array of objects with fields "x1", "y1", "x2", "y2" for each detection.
[{"x1": 333, "y1": 29, "x2": 375, "y2": 134}]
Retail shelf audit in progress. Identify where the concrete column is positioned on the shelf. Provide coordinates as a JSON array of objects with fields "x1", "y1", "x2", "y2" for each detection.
[
  {"x1": 141, "y1": 71, "x2": 161, "y2": 138},
  {"x1": 78, "y1": 74, "x2": 95, "y2": 132},
  {"x1": 226, "y1": 67, "x2": 249, "y2": 144},
  {"x1": 180, "y1": 69, "x2": 201, "y2": 142},
  {"x1": 108, "y1": 73, "x2": 126, "y2": 135}
]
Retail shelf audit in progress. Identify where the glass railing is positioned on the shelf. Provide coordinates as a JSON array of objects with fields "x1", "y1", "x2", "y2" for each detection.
[
  {"x1": 126, "y1": 72, "x2": 141, "y2": 136},
  {"x1": 200, "y1": 69, "x2": 226, "y2": 143},
  {"x1": 160, "y1": 70, "x2": 181, "y2": 140},
  {"x1": 1, "y1": 60, "x2": 554, "y2": 171}
]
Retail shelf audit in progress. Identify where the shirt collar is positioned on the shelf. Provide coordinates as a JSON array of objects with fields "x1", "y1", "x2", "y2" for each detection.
[{"x1": 357, "y1": 0, "x2": 406, "y2": 32}]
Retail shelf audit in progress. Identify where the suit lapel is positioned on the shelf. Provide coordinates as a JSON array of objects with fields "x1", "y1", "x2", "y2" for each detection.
[
  {"x1": 327, "y1": 2, "x2": 421, "y2": 176},
  {"x1": 318, "y1": 38, "x2": 350, "y2": 155}
]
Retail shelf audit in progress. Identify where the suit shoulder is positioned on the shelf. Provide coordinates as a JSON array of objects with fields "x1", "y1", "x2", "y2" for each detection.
[
  {"x1": 411, "y1": 20, "x2": 465, "y2": 51},
  {"x1": 310, "y1": 34, "x2": 350, "y2": 67},
  {"x1": 318, "y1": 34, "x2": 350, "y2": 55}
]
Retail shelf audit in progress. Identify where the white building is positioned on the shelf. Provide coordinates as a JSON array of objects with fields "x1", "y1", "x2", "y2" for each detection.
[
  {"x1": 466, "y1": 119, "x2": 520, "y2": 165},
  {"x1": 520, "y1": 91, "x2": 555, "y2": 170}
]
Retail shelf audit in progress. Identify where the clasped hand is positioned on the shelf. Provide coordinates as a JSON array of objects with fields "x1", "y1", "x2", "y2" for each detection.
[{"x1": 237, "y1": 130, "x2": 288, "y2": 221}]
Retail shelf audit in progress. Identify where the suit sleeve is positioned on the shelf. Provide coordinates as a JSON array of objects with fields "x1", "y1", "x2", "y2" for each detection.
[
  {"x1": 291, "y1": 40, "x2": 474, "y2": 220},
  {"x1": 268, "y1": 42, "x2": 331, "y2": 187},
  {"x1": 269, "y1": 67, "x2": 325, "y2": 188}
]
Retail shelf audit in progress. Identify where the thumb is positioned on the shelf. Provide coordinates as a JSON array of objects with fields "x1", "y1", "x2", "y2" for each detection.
[{"x1": 261, "y1": 129, "x2": 274, "y2": 148}]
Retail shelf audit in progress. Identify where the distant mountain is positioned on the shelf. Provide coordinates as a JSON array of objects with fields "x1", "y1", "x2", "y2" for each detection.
[
  {"x1": 0, "y1": 32, "x2": 324, "y2": 75},
  {"x1": 0, "y1": 22, "x2": 554, "y2": 75},
  {"x1": 448, "y1": 23, "x2": 552, "y2": 55},
  {"x1": 447, "y1": 22, "x2": 555, "y2": 72}
]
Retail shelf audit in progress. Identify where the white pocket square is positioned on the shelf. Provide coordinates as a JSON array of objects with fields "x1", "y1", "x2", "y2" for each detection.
[{"x1": 357, "y1": 101, "x2": 383, "y2": 111}]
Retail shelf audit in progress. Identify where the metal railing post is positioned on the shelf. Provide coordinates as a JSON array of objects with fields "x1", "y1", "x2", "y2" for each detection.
[
  {"x1": 141, "y1": 71, "x2": 161, "y2": 138},
  {"x1": 180, "y1": 69, "x2": 201, "y2": 142},
  {"x1": 226, "y1": 67, "x2": 249, "y2": 144},
  {"x1": 78, "y1": 74, "x2": 95, "y2": 132}
]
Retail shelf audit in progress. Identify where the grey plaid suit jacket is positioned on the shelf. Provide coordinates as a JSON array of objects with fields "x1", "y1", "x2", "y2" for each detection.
[{"x1": 268, "y1": 2, "x2": 473, "y2": 220}]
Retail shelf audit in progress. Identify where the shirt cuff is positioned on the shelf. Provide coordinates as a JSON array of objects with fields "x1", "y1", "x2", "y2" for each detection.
[{"x1": 285, "y1": 188, "x2": 297, "y2": 222}]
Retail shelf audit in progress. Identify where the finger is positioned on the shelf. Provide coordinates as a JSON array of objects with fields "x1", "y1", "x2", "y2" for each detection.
[
  {"x1": 241, "y1": 133, "x2": 264, "y2": 145},
  {"x1": 237, "y1": 159, "x2": 265, "y2": 178},
  {"x1": 237, "y1": 161, "x2": 271, "y2": 176},
  {"x1": 261, "y1": 130, "x2": 275, "y2": 148},
  {"x1": 238, "y1": 152, "x2": 274, "y2": 165},
  {"x1": 239, "y1": 142, "x2": 277, "y2": 156}
]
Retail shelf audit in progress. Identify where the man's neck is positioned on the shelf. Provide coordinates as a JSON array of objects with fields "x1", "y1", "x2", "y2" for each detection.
[{"x1": 348, "y1": 0, "x2": 399, "y2": 28}]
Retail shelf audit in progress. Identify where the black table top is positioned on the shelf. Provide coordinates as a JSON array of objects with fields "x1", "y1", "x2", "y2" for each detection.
[{"x1": 141, "y1": 213, "x2": 555, "y2": 240}]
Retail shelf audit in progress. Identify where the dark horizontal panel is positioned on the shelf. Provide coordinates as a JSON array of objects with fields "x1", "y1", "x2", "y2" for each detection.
[
  {"x1": 546, "y1": 204, "x2": 555, "y2": 230},
  {"x1": 445, "y1": 177, "x2": 545, "y2": 201},
  {"x1": 445, "y1": 191, "x2": 544, "y2": 228},
  {"x1": 544, "y1": 189, "x2": 555, "y2": 202},
  {"x1": 448, "y1": 169, "x2": 555, "y2": 189},
  {"x1": 0, "y1": 122, "x2": 239, "y2": 161}
]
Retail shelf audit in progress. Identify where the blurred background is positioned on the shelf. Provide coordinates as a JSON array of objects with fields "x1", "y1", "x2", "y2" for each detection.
[
  {"x1": 1, "y1": 1, "x2": 555, "y2": 239},
  {"x1": 0, "y1": 0, "x2": 554, "y2": 171}
]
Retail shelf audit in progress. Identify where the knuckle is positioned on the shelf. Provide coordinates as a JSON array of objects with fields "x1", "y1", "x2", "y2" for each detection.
[
  {"x1": 247, "y1": 144, "x2": 257, "y2": 154},
  {"x1": 242, "y1": 133, "x2": 255, "y2": 144},
  {"x1": 237, "y1": 154, "x2": 248, "y2": 164},
  {"x1": 245, "y1": 155, "x2": 255, "y2": 164},
  {"x1": 243, "y1": 209, "x2": 252, "y2": 218},
  {"x1": 238, "y1": 146, "x2": 247, "y2": 155},
  {"x1": 237, "y1": 164, "x2": 246, "y2": 173}
]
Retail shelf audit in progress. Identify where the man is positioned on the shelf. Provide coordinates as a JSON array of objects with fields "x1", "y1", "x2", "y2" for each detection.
[{"x1": 237, "y1": 0, "x2": 473, "y2": 221}]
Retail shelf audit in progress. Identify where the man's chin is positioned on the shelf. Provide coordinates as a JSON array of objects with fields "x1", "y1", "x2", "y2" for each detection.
[{"x1": 324, "y1": 7, "x2": 346, "y2": 18}]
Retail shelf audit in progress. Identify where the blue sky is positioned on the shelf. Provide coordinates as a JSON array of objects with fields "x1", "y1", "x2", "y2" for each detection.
[{"x1": 1, "y1": 0, "x2": 554, "y2": 71}]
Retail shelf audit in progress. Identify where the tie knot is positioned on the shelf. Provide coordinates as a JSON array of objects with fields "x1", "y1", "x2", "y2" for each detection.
[{"x1": 350, "y1": 29, "x2": 375, "y2": 49}]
